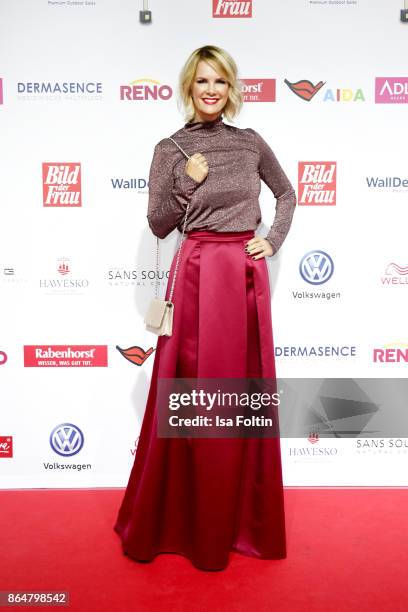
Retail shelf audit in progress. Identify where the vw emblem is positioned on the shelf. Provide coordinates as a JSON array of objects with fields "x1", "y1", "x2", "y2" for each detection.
[
  {"x1": 300, "y1": 250, "x2": 334, "y2": 285},
  {"x1": 50, "y1": 423, "x2": 84, "y2": 457}
]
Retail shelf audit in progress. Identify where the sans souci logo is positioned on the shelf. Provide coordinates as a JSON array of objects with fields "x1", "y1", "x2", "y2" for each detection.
[
  {"x1": 381, "y1": 263, "x2": 408, "y2": 286},
  {"x1": 375, "y1": 77, "x2": 408, "y2": 103},
  {"x1": 240, "y1": 79, "x2": 275, "y2": 102},
  {"x1": 42, "y1": 163, "x2": 82, "y2": 207},
  {"x1": 298, "y1": 162, "x2": 336, "y2": 206},
  {"x1": 212, "y1": 0, "x2": 252, "y2": 17},
  {"x1": 49, "y1": 423, "x2": 84, "y2": 457},
  {"x1": 24, "y1": 345, "x2": 108, "y2": 367},
  {"x1": 107, "y1": 265, "x2": 169, "y2": 287},
  {"x1": 0, "y1": 436, "x2": 13, "y2": 458},
  {"x1": 300, "y1": 251, "x2": 334, "y2": 285},
  {"x1": 39, "y1": 257, "x2": 90, "y2": 295},
  {"x1": 120, "y1": 78, "x2": 172, "y2": 101},
  {"x1": 373, "y1": 343, "x2": 408, "y2": 364}
]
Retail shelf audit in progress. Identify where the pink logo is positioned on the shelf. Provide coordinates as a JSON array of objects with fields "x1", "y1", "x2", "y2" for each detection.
[
  {"x1": 212, "y1": 0, "x2": 252, "y2": 18},
  {"x1": 298, "y1": 162, "x2": 336, "y2": 206},
  {"x1": 24, "y1": 345, "x2": 108, "y2": 367},
  {"x1": 0, "y1": 437, "x2": 12, "y2": 458},
  {"x1": 0, "y1": 351, "x2": 7, "y2": 365},
  {"x1": 42, "y1": 163, "x2": 82, "y2": 207},
  {"x1": 375, "y1": 77, "x2": 408, "y2": 103},
  {"x1": 241, "y1": 79, "x2": 275, "y2": 102}
]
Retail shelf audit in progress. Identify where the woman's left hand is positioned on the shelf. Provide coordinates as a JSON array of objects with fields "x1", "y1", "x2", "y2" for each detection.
[{"x1": 245, "y1": 236, "x2": 274, "y2": 259}]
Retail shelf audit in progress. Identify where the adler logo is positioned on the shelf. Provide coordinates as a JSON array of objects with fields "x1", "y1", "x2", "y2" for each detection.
[
  {"x1": 42, "y1": 163, "x2": 82, "y2": 207},
  {"x1": 212, "y1": 0, "x2": 252, "y2": 18}
]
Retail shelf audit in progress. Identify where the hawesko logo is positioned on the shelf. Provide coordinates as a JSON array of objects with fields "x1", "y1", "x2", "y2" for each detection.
[
  {"x1": 375, "y1": 77, "x2": 408, "y2": 103},
  {"x1": 0, "y1": 78, "x2": 3, "y2": 104},
  {"x1": 42, "y1": 163, "x2": 82, "y2": 207},
  {"x1": 0, "y1": 436, "x2": 13, "y2": 458},
  {"x1": 24, "y1": 345, "x2": 108, "y2": 367},
  {"x1": 299, "y1": 251, "x2": 334, "y2": 285},
  {"x1": 241, "y1": 79, "x2": 275, "y2": 102},
  {"x1": 120, "y1": 78, "x2": 173, "y2": 101},
  {"x1": 0, "y1": 350, "x2": 7, "y2": 365},
  {"x1": 298, "y1": 162, "x2": 336, "y2": 206},
  {"x1": 212, "y1": 0, "x2": 252, "y2": 18},
  {"x1": 373, "y1": 344, "x2": 408, "y2": 363},
  {"x1": 50, "y1": 423, "x2": 84, "y2": 457}
]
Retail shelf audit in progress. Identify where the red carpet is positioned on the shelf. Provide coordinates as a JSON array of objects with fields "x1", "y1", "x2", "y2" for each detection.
[{"x1": 0, "y1": 488, "x2": 407, "y2": 611}]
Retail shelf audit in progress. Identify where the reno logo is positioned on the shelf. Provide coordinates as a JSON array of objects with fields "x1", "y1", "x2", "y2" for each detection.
[
  {"x1": 50, "y1": 423, "x2": 84, "y2": 457},
  {"x1": 375, "y1": 78, "x2": 408, "y2": 103},
  {"x1": 241, "y1": 79, "x2": 275, "y2": 102},
  {"x1": 42, "y1": 163, "x2": 82, "y2": 207},
  {"x1": 298, "y1": 162, "x2": 336, "y2": 206},
  {"x1": 212, "y1": 0, "x2": 252, "y2": 17},
  {"x1": 120, "y1": 78, "x2": 173, "y2": 101},
  {"x1": 299, "y1": 251, "x2": 334, "y2": 285},
  {"x1": 373, "y1": 344, "x2": 408, "y2": 363}
]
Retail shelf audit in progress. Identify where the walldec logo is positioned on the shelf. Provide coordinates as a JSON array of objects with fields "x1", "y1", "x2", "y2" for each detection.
[
  {"x1": 24, "y1": 345, "x2": 108, "y2": 367},
  {"x1": 116, "y1": 345, "x2": 155, "y2": 366},
  {"x1": 42, "y1": 163, "x2": 82, "y2": 207},
  {"x1": 365, "y1": 174, "x2": 408, "y2": 191},
  {"x1": 49, "y1": 423, "x2": 84, "y2": 457},
  {"x1": 0, "y1": 350, "x2": 7, "y2": 365},
  {"x1": 120, "y1": 78, "x2": 172, "y2": 101},
  {"x1": 0, "y1": 436, "x2": 13, "y2": 458},
  {"x1": 375, "y1": 77, "x2": 408, "y2": 103},
  {"x1": 373, "y1": 344, "x2": 408, "y2": 363},
  {"x1": 212, "y1": 0, "x2": 252, "y2": 17},
  {"x1": 284, "y1": 78, "x2": 325, "y2": 101},
  {"x1": 299, "y1": 251, "x2": 334, "y2": 285},
  {"x1": 110, "y1": 177, "x2": 148, "y2": 190},
  {"x1": 298, "y1": 162, "x2": 336, "y2": 206},
  {"x1": 381, "y1": 263, "x2": 408, "y2": 286},
  {"x1": 240, "y1": 79, "x2": 275, "y2": 102}
]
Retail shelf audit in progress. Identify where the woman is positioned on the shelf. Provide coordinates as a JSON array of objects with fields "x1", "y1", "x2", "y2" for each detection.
[{"x1": 114, "y1": 45, "x2": 297, "y2": 571}]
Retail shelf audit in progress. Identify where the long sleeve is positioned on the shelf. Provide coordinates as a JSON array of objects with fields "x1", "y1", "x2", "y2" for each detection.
[
  {"x1": 249, "y1": 129, "x2": 297, "y2": 255},
  {"x1": 146, "y1": 142, "x2": 202, "y2": 239}
]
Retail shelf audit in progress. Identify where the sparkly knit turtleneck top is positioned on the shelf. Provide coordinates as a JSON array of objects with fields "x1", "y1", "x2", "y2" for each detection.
[{"x1": 146, "y1": 114, "x2": 296, "y2": 255}]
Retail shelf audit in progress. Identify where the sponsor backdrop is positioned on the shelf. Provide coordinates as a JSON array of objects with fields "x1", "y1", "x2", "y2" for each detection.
[{"x1": 0, "y1": 0, "x2": 407, "y2": 488}]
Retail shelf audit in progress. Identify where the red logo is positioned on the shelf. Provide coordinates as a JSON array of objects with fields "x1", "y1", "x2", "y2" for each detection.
[
  {"x1": 212, "y1": 0, "x2": 252, "y2": 18},
  {"x1": 116, "y1": 345, "x2": 155, "y2": 365},
  {"x1": 24, "y1": 345, "x2": 108, "y2": 367},
  {"x1": 0, "y1": 351, "x2": 7, "y2": 365},
  {"x1": 241, "y1": 79, "x2": 275, "y2": 102},
  {"x1": 42, "y1": 163, "x2": 82, "y2": 207},
  {"x1": 0, "y1": 436, "x2": 13, "y2": 458},
  {"x1": 308, "y1": 432, "x2": 319, "y2": 444},
  {"x1": 298, "y1": 162, "x2": 337, "y2": 206}
]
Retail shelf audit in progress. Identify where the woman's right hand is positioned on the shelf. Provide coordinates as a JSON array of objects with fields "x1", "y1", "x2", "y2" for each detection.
[{"x1": 185, "y1": 153, "x2": 209, "y2": 183}]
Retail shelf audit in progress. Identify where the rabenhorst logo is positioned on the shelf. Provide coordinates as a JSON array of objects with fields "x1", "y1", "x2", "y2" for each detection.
[
  {"x1": 120, "y1": 78, "x2": 173, "y2": 101},
  {"x1": 212, "y1": 0, "x2": 252, "y2": 17},
  {"x1": 0, "y1": 78, "x2": 3, "y2": 105},
  {"x1": 381, "y1": 263, "x2": 408, "y2": 286},
  {"x1": 375, "y1": 77, "x2": 408, "y2": 103},
  {"x1": 42, "y1": 163, "x2": 82, "y2": 207},
  {"x1": 240, "y1": 79, "x2": 275, "y2": 102},
  {"x1": 17, "y1": 81, "x2": 102, "y2": 101},
  {"x1": 373, "y1": 344, "x2": 408, "y2": 363},
  {"x1": 0, "y1": 350, "x2": 7, "y2": 365},
  {"x1": 298, "y1": 162, "x2": 336, "y2": 205},
  {"x1": 0, "y1": 436, "x2": 13, "y2": 458},
  {"x1": 24, "y1": 345, "x2": 108, "y2": 367}
]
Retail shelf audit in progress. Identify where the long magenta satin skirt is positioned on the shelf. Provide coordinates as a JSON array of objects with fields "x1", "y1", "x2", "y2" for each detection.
[{"x1": 113, "y1": 230, "x2": 287, "y2": 571}]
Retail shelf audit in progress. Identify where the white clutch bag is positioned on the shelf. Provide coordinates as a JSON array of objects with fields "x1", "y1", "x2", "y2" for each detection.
[{"x1": 144, "y1": 137, "x2": 192, "y2": 337}]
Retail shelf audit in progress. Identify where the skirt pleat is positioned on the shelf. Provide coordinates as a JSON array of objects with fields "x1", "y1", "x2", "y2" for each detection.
[{"x1": 113, "y1": 230, "x2": 286, "y2": 571}]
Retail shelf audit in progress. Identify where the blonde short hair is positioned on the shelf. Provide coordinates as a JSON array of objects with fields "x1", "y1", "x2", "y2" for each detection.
[{"x1": 177, "y1": 45, "x2": 243, "y2": 124}]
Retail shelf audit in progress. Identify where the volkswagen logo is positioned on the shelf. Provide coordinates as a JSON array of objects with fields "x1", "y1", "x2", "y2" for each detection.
[
  {"x1": 299, "y1": 250, "x2": 334, "y2": 285},
  {"x1": 49, "y1": 423, "x2": 84, "y2": 457}
]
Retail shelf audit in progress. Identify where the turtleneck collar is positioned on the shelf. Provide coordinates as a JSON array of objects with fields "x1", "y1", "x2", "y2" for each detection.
[{"x1": 183, "y1": 114, "x2": 225, "y2": 135}]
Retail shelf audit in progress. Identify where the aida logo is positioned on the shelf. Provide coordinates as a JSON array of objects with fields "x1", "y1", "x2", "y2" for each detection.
[
  {"x1": 116, "y1": 344, "x2": 155, "y2": 365},
  {"x1": 120, "y1": 78, "x2": 173, "y2": 101},
  {"x1": 24, "y1": 345, "x2": 108, "y2": 367},
  {"x1": 0, "y1": 78, "x2": 3, "y2": 104},
  {"x1": 373, "y1": 344, "x2": 408, "y2": 363},
  {"x1": 375, "y1": 77, "x2": 408, "y2": 103},
  {"x1": 0, "y1": 436, "x2": 13, "y2": 458},
  {"x1": 298, "y1": 162, "x2": 336, "y2": 206},
  {"x1": 213, "y1": 0, "x2": 252, "y2": 17},
  {"x1": 284, "y1": 78, "x2": 325, "y2": 101},
  {"x1": 241, "y1": 79, "x2": 275, "y2": 102},
  {"x1": 42, "y1": 163, "x2": 82, "y2": 207}
]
